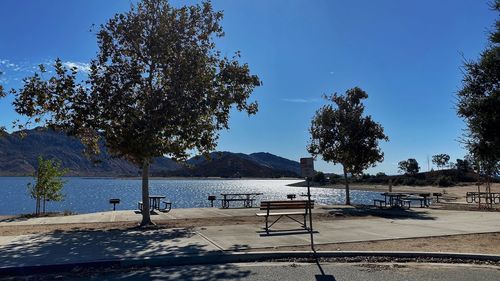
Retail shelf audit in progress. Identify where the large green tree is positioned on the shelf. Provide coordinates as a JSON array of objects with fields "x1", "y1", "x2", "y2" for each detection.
[
  {"x1": 457, "y1": 0, "x2": 499, "y2": 206},
  {"x1": 308, "y1": 87, "x2": 388, "y2": 205},
  {"x1": 13, "y1": 0, "x2": 261, "y2": 225}
]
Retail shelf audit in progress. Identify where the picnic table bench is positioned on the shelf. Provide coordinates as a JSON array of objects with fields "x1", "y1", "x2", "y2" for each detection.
[
  {"x1": 373, "y1": 199, "x2": 386, "y2": 208},
  {"x1": 466, "y1": 192, "x2": 500, "y2": 204},
  {"x1": 220, "y1": 193, "x2": 263, "y2": 208},
  {"x1": 256, "y1": 200, "x2": 314, "y2": 233},
  {"x1": 138, "y1": 195, "x2": 172, "y2": 213},
  {"x1": 378, "y1": 192, "x2": 431, "y2": 209}
]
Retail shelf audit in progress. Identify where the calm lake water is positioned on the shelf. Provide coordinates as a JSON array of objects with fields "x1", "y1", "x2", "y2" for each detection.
[{"x1": 0, "y1": 177, "x2": 384, "y2": 215}]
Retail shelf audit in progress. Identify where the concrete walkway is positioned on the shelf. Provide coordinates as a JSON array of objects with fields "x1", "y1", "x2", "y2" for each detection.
[
  {"x1": 0, "y1": 207, "x2": 289, "y2": 226},
  {"x1": 1, "y1": 207, "x2": 500, "y2": 268}
]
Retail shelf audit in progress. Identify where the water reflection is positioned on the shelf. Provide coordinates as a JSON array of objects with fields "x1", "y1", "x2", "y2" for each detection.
[{"x1": 0, "y1": 177, "x2": 383, "y2": 215}]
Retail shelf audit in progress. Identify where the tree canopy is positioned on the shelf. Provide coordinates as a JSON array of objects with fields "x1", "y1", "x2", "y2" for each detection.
[
  {"x1": 13, "y1": 0, "x2": 261, "y2": 225},
  {"x1": 432, "y1": 154, "x2": 450, "y2": 170},
  {"x1": 457, "y1": 1, "x2": 500, "y2": 179},
  {"x1": 308, "y1": 87, "x2": 388, "y2": 204},
  {"x1": 398, "y1": 158, "x2": 420, "y2": 176}
]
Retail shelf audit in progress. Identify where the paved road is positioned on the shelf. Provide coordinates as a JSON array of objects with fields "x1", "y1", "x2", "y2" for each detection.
[{"x1": 16, "y1": 262, "x2": 500, "y2": 281}]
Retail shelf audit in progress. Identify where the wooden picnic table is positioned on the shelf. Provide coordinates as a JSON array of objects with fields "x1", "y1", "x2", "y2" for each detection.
[
  {"x1": 220, "y1": 193, "x2": 263, "y2": 208},
  {"x1": 381, "y1": 192, "x2": 406, "y2": 206},
  {"x1": 466, "y1": 192, "x2": 500, "y2": 204},
  {"x1": 380, "y1": 192, "x2": 431, "y2": 208}
]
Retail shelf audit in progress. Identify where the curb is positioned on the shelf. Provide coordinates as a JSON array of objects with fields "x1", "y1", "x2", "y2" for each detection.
[{"x1": 1, "y1": 251, "x2": 500, "y2": 276}]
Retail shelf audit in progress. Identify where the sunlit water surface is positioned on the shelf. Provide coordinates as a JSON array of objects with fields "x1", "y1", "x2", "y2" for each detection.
[{"x1": 0, "y1": 177, "x2": 384, "y2": 215}]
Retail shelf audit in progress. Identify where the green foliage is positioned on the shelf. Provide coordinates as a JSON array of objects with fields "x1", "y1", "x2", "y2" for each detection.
[
  {"x1": 362, "y1": 173, "x2": 372, "y2": 179},
  {"x1": 456, "y1": 158, "x2": 470, "y2": 171},
  {"x1": 0, "y1": 73, "x2": 5, "y2": 98},
  {"x1": 432, "y1": 154, "x2": 450, "y2": 170},
  {"x1": 13, "y1": 0, "x2": 260, "y2": 225},
  {"x1": 403, "y1": 177, "x2": 416, "y2": 186},
  {"x1": 0, "y1": 72, "x2": 6, "y2": 135},
  {"x1": 28, "y1": 156, "x2": 67, "y2": 215},
  {"x1": 308, "y1": 87, "x2": 388, "y2": 204},
  {"x1": 375, "y1": 172, "x2": 386, "y2": 177},
  {"x1": 457, "y1": 2, "x2": 500, "y2": 180},
  {"x1": 435, "y1": 175, "x2": 454, "y2": 187},
  {"x1": 312, "y1": 171, "x2": 326, "y2": 184},
  {"x1": 398, "y1": 158, "x2": 420, "y2": 176}
]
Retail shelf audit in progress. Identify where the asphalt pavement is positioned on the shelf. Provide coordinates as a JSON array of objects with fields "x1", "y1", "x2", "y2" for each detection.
[{"x1": 8, "y1": 262, "x2": 499, "y2": 281}]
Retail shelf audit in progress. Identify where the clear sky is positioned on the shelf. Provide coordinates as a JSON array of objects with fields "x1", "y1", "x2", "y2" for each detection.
[{"x1": 0, "y1": 0, "x2": 497, "y2": 174}]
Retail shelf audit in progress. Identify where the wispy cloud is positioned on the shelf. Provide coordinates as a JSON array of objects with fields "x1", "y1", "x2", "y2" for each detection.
[
  {"x1": 0, "y1": 58, "x2": 91, "y2": 85},
  {"x1": 62, "y1": 61, "x2": 91, "y2": 73},
  {"x1": 282, "y1": 98, "x2": 321, "y2": 103}
]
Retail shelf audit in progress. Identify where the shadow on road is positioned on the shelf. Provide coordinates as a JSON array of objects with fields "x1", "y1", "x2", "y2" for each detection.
[
  {"x1": 0, "y1": 227, "x2": 216, "y2": 268},
  {"x1": 314, "y1": 256, "x2": 336, "y2": 281}
]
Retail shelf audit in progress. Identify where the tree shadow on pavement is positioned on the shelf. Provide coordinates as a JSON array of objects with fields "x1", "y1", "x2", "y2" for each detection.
[
  {"x1": 13, "y1": 264, "x2": 253, "y2": 281},
  {"x1": 0, "y1": 227, "x2": 218, "y2": 269},
  {"x1": 325, "y1": 205, "x2": 436, "y2": 221},
  {"x1": 93, "y1": 264, "x2": 252, "y2": 281},
  {"x1": 226, "y1": 243, "x2": 251, "y2": 252}
]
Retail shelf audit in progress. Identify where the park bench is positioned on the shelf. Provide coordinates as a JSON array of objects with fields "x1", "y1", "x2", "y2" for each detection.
[
  {"x1": 406, "y1": 196, "x2": 427, "y2": 207},
  {"x1": 256, "y1": 200, "x2": 314, "y2": 233},
  {"x1": 221, "y1": 198, "x2": 255, "y2": 208},
  {"x1": 161, "y1": 200, "x2": 172, "y2": 213}
]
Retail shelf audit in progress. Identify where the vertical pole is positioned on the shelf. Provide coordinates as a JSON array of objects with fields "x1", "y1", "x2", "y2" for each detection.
[{"x1": 307, "y1": 177, "x2": 314, "y2": 251}]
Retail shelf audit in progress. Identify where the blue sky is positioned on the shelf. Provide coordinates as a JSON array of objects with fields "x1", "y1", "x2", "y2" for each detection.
[{"x1": 0, "y1": 0, "x2": 497, "y2": 174}]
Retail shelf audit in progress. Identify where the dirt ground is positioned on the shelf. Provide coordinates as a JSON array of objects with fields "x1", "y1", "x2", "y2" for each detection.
[
  {"x1": 260, "y1": 232, "x2": 500, "y2": 255},
  {"x1": 327, "y1": 183, "x2": 500, "y2": 204}
]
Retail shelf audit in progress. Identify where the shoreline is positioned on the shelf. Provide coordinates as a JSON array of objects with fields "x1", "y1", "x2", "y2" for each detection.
[{"x1": 0, "y1": 176, "x2": 302, "y2": 180}]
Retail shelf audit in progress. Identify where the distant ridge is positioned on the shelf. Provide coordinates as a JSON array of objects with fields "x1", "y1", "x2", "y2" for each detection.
[{"x1": 0, "y1": 128, "x2": 300, "y2": 178}]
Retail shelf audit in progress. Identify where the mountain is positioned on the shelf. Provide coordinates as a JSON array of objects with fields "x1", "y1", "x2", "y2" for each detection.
[
  {"x1": 181, "y1": 152, "x2": 299, "y2": 178},
  {"x1": 0, "y1": 128, "x2": 181, "y2": 176},
  {"x1": 248, "y1": 152, "x2": 301, "y2": 175},
  {"x1": 0, "y1": 128, "x2": 300, "y2": 177}
]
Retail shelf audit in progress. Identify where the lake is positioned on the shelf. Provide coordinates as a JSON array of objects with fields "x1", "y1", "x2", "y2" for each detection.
[{"x1": 0, "y1": 177, "x2": 384, "y2": 215}]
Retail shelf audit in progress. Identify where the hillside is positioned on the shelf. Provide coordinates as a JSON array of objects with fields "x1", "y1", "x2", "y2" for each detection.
[{"x1": 0, "y1": 128, "x2": 300, "y2": 178}]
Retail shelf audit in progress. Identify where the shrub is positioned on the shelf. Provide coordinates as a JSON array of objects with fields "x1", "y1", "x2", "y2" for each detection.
[
  {"x1": 403, "y1": 177, "x2": 416, "y2": 186},
  {"x1": 313, "y1": 171, "x2": 326, "y2": 184},
  {"x1": 436, "y1": 176, "x2": 454, "y2": 187}
]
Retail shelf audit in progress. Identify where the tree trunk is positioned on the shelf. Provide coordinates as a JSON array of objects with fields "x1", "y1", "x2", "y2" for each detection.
[
  {"x1": 343, "y1": 167, "x2": 351, "y2": 205},
  {"x1": 486, "y1": 178, "x2": 492, "y2": 209},
  {"x1": 140, "y1": 161, "x2": 153, "y2": 226},
  {"x1": 35, "y1": 197, "x2": 40, "y2": 216}
]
